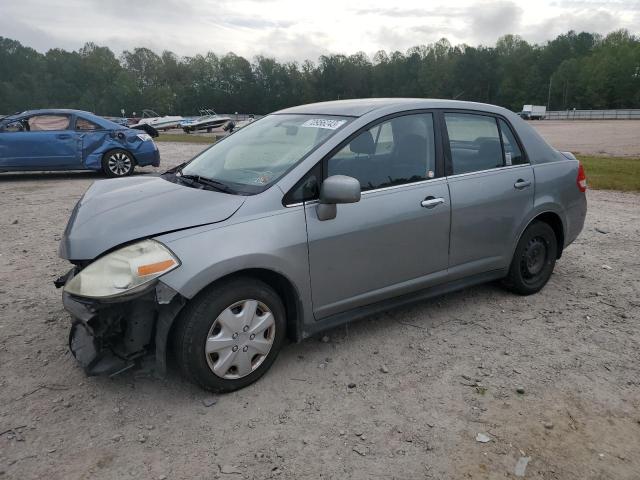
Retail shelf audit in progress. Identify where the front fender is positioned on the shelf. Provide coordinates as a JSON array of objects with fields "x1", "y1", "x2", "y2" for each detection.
[{"x1": 154, "y1": 205, "x2": 314, "y2": 327}]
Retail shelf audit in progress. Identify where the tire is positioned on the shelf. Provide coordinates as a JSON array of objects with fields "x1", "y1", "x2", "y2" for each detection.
[
  {"x1": 174, "y1": 277, "x2": 286, "y2": 392},
  {"x1": 102, "y1": 149, "x2": 135, "y2": 177},
  {"x1": 502, "y1": 221, "x2": 557, "y2": 295}
]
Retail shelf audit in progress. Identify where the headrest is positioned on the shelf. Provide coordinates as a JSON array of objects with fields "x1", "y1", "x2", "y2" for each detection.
[
  {"x1": 349, "y1": 131, "x2": 375, "y2": 155},
  {"x1": 397, "y1": 134, "x2": 427, "y2": 156}
]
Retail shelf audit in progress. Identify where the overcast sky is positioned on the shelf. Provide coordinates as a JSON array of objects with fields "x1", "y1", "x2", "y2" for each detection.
[{"x1": 1, "y1": 0, "x2": 638, "y2": 61}]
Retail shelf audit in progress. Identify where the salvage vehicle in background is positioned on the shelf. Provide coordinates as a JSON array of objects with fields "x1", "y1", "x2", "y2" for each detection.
[
  {"x1": 57, "y1": 98, "x2": 587, "y2": 392},
  {"x1": 0, "y1": 109, "x2": 160, "y2": 177}
]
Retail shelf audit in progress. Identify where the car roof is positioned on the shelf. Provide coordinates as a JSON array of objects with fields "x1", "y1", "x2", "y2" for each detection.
[
  {"x1": 13, "y1": 109, "x2": 124, "y2": 129},
  {"x1": 275, "y1": 98, "x2": 512, "y2": 117}
]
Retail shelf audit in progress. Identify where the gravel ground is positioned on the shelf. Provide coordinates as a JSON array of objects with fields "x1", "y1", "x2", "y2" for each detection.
[
  {"x1": 530, "y1": 120, "x2": 640, "y2": 157},
  {"x1": 0, "y1": 141, "x2": 639, "y2": 479}
]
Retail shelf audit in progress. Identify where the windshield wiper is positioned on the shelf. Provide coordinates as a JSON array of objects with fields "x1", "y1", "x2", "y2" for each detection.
[{"x1": 178, "y1": 173, "x2": 236, "y2": 194}]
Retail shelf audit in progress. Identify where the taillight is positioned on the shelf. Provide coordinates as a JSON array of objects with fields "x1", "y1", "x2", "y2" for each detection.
[{"x1": 577, "y1": 162, "x2": 587, "y2": 192}]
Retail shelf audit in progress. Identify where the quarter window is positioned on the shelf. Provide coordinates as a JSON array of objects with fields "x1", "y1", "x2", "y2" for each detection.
[
  {"x1": 445, "y1": 113, "x2": 503, "y2": 175},
  {"x1": 285, "y1": 163, "x2": 321, "y2": 204},
  {"x1": 498, "y1": 119, "x2": 526, "y2": 165},
  {"x1": 327, "y1": 113, "x2": 436, "y2": 192},
  {"x1": 3, "y1": 120, "x2": 26, "y2": 132}
]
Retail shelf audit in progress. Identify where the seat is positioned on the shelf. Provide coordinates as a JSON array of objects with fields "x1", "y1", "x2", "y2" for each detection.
[
  {"x1": 327, "y1": 131, "x2": 376, "y2": 188},
  {"x1": 476, "y1": 138, "x2": 503, "y2": 170},
  {"x1": 393, "y1": 133, "x2": 428, "y2": 181}
]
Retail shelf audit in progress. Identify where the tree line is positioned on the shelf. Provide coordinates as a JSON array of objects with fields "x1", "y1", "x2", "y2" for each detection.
[{"x1": 1, "y1": 29, "x2": 639, "y2": 117}]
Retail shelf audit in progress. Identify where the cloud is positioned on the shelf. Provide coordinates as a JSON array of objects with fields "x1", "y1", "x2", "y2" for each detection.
[
  {"x1": 255, "y1": 29, "x2": 330, "y2": 63},
  {"x1": 553, "y1": 0, "x2": 640, "y2": 11},
  {"x1": 0, "y1": 0, "x2": 637, "y2": 62},
  {"x1": 522, "y1": 8, "x2": 624, "y2": 43},
  {"x1": 354, "y1": 7, "x2": 436, "y2": 17},
  {"x1": 468, "y1": 1, "x2": 524, "y2": 44},
  {"x1": 0, "y1": 14, "x2": 73, "y2": 52}
]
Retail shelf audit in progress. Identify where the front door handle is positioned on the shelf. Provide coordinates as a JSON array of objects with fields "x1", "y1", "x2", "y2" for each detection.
[
  {"x1": 57, "y1": 134, "x2": 71, "y2": 140},
  {"x1": 421, "y1": 196, "x2": 445, "y2": 209},
  {"x1": 514, "y1": 179, "x2": 531, "y2": 189}
]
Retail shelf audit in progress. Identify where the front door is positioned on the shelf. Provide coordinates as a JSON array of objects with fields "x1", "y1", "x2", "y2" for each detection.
[
  {"x1": 305, "y1": 112, "x2": 451, "y2": 319},
  {"x1": 443, "y1": 112, "x2": 534, "y2": 277},
  {"x1": 1, "y1": 114, "x2": 79, "y2": 169}
]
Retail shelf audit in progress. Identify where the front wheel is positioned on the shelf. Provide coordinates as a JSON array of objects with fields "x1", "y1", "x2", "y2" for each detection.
[
  {"x1": 502, "y1": 221, "x2": 557, "y2": 295},
  {"x1": 174, "y1": 278, "x2": 286, "y2": 392},
  {"x1": 102, "y1": 149, "x2": 135, "y2": 177}
]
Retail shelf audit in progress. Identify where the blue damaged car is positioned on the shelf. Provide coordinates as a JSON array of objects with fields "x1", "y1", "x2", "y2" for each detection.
[{"x1": 0, "y1": 109, "x2": 160, "y2": 177}]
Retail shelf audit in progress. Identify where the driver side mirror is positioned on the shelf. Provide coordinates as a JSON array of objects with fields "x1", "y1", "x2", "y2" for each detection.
[{"x1": 316, "y1": 175, "x2": 361, "y2": 221}]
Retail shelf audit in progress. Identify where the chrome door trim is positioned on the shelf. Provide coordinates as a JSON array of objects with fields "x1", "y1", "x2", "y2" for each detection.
[{"x1": 446, "y1": 163, "x2": 531, "y2": 180}]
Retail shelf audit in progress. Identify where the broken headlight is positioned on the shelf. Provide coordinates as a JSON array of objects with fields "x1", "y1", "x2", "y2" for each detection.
[{"x1": 64, "y1": 239, "x2": 180, "y2": 299}]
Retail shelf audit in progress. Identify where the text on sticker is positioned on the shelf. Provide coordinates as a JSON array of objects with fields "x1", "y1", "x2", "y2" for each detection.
[{"x1": 301, "y1": 119, "x2": 347, "y2": 130}]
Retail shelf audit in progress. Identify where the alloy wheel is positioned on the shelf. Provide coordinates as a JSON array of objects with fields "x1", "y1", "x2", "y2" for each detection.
[{"x1": 107, "y1": 152, "x2": 132, "y2": 176}]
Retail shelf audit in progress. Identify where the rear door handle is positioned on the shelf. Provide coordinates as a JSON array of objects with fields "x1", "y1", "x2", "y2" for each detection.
[
  {"x1": 421, "y1": 196, "x2": 445, "y2": 209},
  {"x1": 57, "y1": 134, "x2": 71, "y2": 140},
  {"x1": 514, "y1": 179, "x2": 531, "y2": 189}
]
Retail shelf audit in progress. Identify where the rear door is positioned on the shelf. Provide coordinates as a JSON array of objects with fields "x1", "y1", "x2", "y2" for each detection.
[
  {"x1": 442, "y1": 111, "x2": 534, "y2": 277},
  {"x1": 76, "y1": 115, "x2": 109, "y2": 165},
  {"x1": 303, "y1": 112, "x2": 451, "y2": 319}
]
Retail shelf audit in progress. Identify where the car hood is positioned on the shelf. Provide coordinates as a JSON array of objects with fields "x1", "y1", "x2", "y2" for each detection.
[{"x1": 59, "y1": 175, "x2": 245, "y2": 260}]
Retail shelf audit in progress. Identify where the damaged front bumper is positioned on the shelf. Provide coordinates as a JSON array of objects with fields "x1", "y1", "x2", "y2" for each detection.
[{"x1": 58, "y1": 269, "x2": 185, "y2": 377}]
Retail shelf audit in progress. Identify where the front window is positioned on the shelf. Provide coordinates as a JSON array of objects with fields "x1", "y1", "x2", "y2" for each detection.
[
  {"x1": 327, "y1": 113, "x2": 436, "y2": 192},
  {"x1": 27, "y1": 114, "x2": 71, "y2": 131},
  {"x1": 180, "y1": 114, "x2": 351, "y2": 194}
]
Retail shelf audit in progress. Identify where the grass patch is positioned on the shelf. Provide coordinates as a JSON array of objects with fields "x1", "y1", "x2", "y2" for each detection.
[
  {"x1": 577, "y1": 155, "x2": 640, "y2": 192},
  {"x1": 155, "y1": 133, "x2": 215, "y2": 144}
]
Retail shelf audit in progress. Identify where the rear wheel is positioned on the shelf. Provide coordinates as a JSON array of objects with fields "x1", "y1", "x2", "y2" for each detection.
[
  {"x1": 174, "y1": 278, "x2": 286, "y2": 392},
  {"x1": 502, "y1": 221, "x2": 557, "y2": 295},
  {"x1": 102, "y1": 149, "x2": 135, "y2": 177}
]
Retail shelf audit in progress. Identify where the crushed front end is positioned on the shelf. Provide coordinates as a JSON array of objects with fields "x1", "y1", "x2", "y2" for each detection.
[
  {"x1": 56, "y1": 239, "x2": 185, "y2": 377},
  {"x1": 62, "y1": 285, "x2": 157, "y2": 375}
]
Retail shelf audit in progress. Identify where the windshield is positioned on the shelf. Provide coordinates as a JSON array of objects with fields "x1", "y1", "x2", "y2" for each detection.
[{"x1": 180, "y1": 114, "x2": 351, "y2": 194}]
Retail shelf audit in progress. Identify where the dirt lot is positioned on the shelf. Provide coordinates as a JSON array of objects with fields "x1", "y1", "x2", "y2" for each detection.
[
  {"x1": 1, "y1": 141, "x2": 639, "y2": 480},
  {"x1": 530, "y1": 120, "x2": 640, "y2": 157}
]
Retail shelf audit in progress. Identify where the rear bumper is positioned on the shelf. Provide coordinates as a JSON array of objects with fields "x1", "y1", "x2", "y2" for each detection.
[
  {"x1": 60, "y1": 271, "x2": 184, "y2": 376},
  {"x1": 565, "y1": 194, "x2": 587, "y2": 248}
]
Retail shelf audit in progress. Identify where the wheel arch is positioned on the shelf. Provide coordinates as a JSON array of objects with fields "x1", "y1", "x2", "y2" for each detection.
[
  {"x1": 102, "y1": 147, "x2": 137, "y2": 165},
  {"x1": 516, "y1": 210, "x2": 565, "y2": 260},
  {"x1": 169, "y1": 267, "x2": 303, "y2": 344}
]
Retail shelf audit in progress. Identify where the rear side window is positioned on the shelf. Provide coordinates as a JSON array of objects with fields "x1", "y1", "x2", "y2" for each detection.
[
  {"x1": 27, "y1": 115, "x2": 70, "y2": 131},
  {"x1": 445, "y1": 113, "x2": 503, "y2": 175},
  {"x1": 498, "y1": 119, "x2": 526, "y2": 165},
  {"x1": 76, "y1": 118, "x2": 100, "y2": 131},
  {"x1": 327, "y1": 113, "x2": 436, "y2": 191}
]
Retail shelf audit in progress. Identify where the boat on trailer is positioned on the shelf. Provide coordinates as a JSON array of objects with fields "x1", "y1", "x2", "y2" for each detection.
[
  {"x1": 131, "y1": 109, "x2": 184, "y2": 131},
  {"x1": 180, "y1": 109, "x2": 231, "y2": 133}
]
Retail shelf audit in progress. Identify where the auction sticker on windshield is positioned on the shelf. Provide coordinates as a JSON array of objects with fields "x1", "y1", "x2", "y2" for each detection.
[{"x1": 301, "y1": 118, "x2": 347, "y2": 130}]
